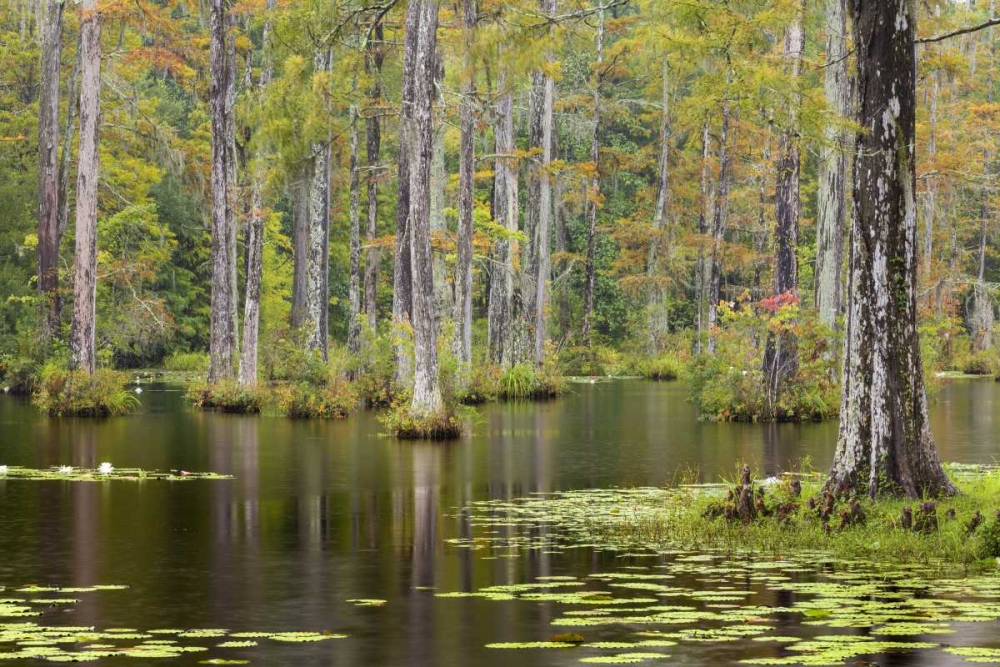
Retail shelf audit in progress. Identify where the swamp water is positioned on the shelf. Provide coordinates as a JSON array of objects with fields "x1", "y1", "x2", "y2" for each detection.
[{"x1": 0, "y1": 379, "x2": 999, "y2": 666}]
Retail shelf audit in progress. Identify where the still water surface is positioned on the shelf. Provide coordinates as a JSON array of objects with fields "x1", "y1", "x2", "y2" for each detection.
[{"x1": 0, "y1": 379, "x2": 998, "y2": 666}]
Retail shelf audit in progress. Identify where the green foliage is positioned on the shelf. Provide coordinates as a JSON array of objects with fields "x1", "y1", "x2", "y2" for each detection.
[
  {"x1": 497, "y1": 361, "x2": 566, "y2": 401},
  {"x1": 455, "y1": 364, "x2": 500, "y2": 405},
  {"x1": 559, "y1": 345, "x2": 624, "y2": 376},
  {"x1": 261, "y1": 329, "x2": 332, "y2": 385},
  {"x1": 273, "y1": 378, "x2": 357, "y2": 419},
  {"x1": 635, "y1": 353, "x2": 685, "y2": 381},
  {"x1": 979, "y1": 516, "x2": 1000, "y2": 559},
  {"x1": 379, "y1": 401, "x2": 464, "y2": 440},
  {"x1": 32, "y1": 366, "x2": 140, "y2": 417},
  {"x1": 689, "y1": 295, "x2": 839, "y2": 422},
  {"x1": 350, "y1": 323, "x2": 400, "y2": 407},
  {"x1": 960, "y1": 348, "x2": 1000, "y2": 377},
  {"x1": 189, "y1": 380, "x2": 263, "y2": 414},
  {"x1": 162, "y1": 351, "x2": 209, "y2": 373}
]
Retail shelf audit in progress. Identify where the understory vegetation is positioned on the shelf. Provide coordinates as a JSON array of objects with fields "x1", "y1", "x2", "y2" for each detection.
[{"x1": 32, "y1": 366, "x2": 140, "y2": 417}]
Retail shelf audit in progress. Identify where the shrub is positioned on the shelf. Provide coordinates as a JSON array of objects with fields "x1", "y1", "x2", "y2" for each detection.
[
  {"x1": 274, "y1": 379, "x2": 357, "y2": 419},
  {"x1": 638, "y1": 353, "x2": 684, "y2": 381},
  {"x1": 456, "y1": 363, "x2": 500, "y2": 405},
  {"x1": 260, "y1": 329, "x2": 331, "y2": 385},
  {"x1": 961, "y1": 348, "x2": 1000, "y2": 376},
  {"x1": 558, "y1": 344, "x2": 623, "y2": 376},
  {"x1": 162, "y1": 351, "x2": 209, "y2": 372},
  {"x1": 380, "y1": 401, "x2": 464, "y2": 439},
  {"x1": 981, "y1": 517, "x2": 1000, "y2": 559},
  {"x1": 689, "y1": 292, "x2": 839, "y2": 422},
  {"x1": 33, "y1": 367, "x2": 140, "y2": 417},
  {"x1": 189, "y1": 380, "x2": 263, "y2": 414},
  {"x1": 0, "y1": 355, "x2": 42, "y2": 395},
  {"x1": 351, "y1": 324, "x2": 400, "y2": 407}
]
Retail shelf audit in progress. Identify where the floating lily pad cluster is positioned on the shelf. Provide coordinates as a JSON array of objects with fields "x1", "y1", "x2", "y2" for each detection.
[
  {"x1": 0, "y1": 583, "x2": 345, "y2": 663},
  {"x1": 0, "y1": 466, "x2": 233, "y2": 482},
  {"x1": 436, "y1": 483, "x2": 1000, "y2": 666}
]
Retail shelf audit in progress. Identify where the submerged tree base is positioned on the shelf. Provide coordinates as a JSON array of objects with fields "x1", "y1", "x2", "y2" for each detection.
[{"x1": 381, "y1": 402, "x2": 464, "y2": 439}]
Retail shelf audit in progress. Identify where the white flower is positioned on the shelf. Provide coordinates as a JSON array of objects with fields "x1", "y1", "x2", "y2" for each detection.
[
  {"x1": 98, "y1": 462, "x2": 114, "y2": 474},
  {"x1": 742, "y1": 370, "x2": 748, "y2": 376},
  {"x1": 2, "y1": 386, "x2": 9, "y2": 393},
  {"x1": 0, "y1": 465, "x2": 7, "y2": 475},
  {"x1": 59, "y1": 466, "x2": 73, "y2": 474},
  {"x1": 134, "y1": 387, "x2": 143, "y2": 394}
]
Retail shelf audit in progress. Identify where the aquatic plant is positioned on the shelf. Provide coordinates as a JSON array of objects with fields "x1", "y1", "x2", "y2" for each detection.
[
  {"x1": 273, "y1": 379, "x2": 357, "y2": 419},
  {"x1": 0, "y1": 465, "x2": 232, "y2": 482},
  {"x1": 380, "y1": 401, "x2": 464, "y2": 440},
  {"x1": 188, "y1": 380, "x2": 263, "y2": 414},
  {"x1": 32, "y1": 367, "x2": 140, "y2": 417}
]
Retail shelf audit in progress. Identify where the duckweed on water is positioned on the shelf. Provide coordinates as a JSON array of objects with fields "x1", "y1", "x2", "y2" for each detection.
[
  {"x1": 0, "y1": 583, "x2": 347, "y2": 663},
  {"x1": 0, "y1": 466, "x2": 232, "y2": 482}
]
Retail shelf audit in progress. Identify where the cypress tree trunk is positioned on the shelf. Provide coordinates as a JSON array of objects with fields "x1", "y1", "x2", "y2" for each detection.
[
  {"x1": 706, "y1": 88, "x2": 732, "y2": 355},
  {"x1": 57, "y1": 36, "x2": 80, "y2": 241},
  {"x1": 208, "y1": 0, "x2": 235, "y2": 382},
  {"x1": 393, "y1": 4, "x2": 418, "y2": 386},
  {"x1": 37, "y1": 0, "x2": 64, "y2": 342},
  {"x1": 348, "y1": 77, "x2": 362, "y2": 354},
  {"x1": 452, "y1": 0, "x2": 476, "y2": 365},
  {"x1": 487, "y1": 81, "x2": 517, "y2": 366},
  {"x1": 237, "y1": 0, "x2": 275, "y2": 387},
  {"x1": 224, "y1": 14, "x2": 239, "y2": 362},
  {"x1": 532, "y1": 0, "x2": 555, "y2": 366},
  {"x1": 646, "y1": 56, "x2": 670, "y2": 354},
  {"x1": 828, "y1": 0, "x2": 956, "y2": 499},
  {"x1": 68, "y1": 0, "x2": 100, "y2": 375},
  {"x1": 306, "y1": 48, "x2": 332, "y2": 361},
  {"x1": 971, "y1": 7, "x2": 995, "y2": 355},
  {"x1": 695, "y1": 122, "x2": 712, "y2": 352},
  {"x1": 764, "y1": 6, "x2": 803, "y2": 407},
  {"x1": 429, "y1": 54, "x2": 451, "y2": 318},
  {"x1": 581, "y1": 7, "x2": 604, "y2": 346},
  {"x1": 291, "y1": 172, "x2": 309, "y2": 328},
  {"x1": 364, "y1": 20, "x2": 384, "y2": 333},
  {"x1": 404, "y1": 0, "x2": 443, "y2": 418},
  {"x1": 814, "y1": 0, "x2": 849, "y2": 328}
]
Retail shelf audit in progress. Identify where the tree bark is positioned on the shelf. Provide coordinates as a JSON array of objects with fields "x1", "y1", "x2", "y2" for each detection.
[
  {"x1": 815, "y1": 0, "x2": 849, "y2": 329},
  {"x1": 429, "y1": 52, "x2": 451, "y2": 318},
  {"x1": 37, "y1": 0, "x2": 64, "y2": 342},
  {"x1": 68, "y1": 0, "x2": 100, "y2": 374},
  {"x1": 208, "y1": 0, "x2": 235, "y2": 382},
  {"x1": 57, "y1": 35, "x2": 80, "y2": 240},
  {"x1": 706, "y1": 87, "x2": 732, "y2": 355},
  {"x1": 403, "y1": 0, "x2": 443, "y2": 418},
  {"x1": 828, "y1": 0, "x2": 956, "y2": 499},
  {"x1": 364, "y1": 20, "x2": 384, "y2": 333},
  {"x1": 487, "y1": 79, "x2": 517, "y2": 366},
  {"x1": 646, "y1": 56, "x2": 670, "y2": 354},
  {"x1": 225, "y1": 12, "x2": 239, "y2": 363},
  {"x1": 971, "y1": 5, "x2": 995, "y2": 354},
  {"x1": 237, "y1": 0, "x2": 275, "y2": 387},
  {"x1": 305, "y1": 48, "x2": 332, "y2": 361},
  {"x1": 581, "y1": 6, "x2": 605, "y2": 346},
  {"x1": 452, "y1": 0, "x2": 476, "y2": 365},
  {"x1": 393, "y1": 3, "x2": 419, "y2": 385},
  {"x1": 291, "y1": 172, "x2": 309, "y2": 328},
  {"x1": 764, "y1": 5, "x2": 804, "y2": 404},
  {"x1": 695, "y1": 121, "x2": 712, "y2": 352},
  {"x1": 348, "y1": 76, "x2": 362, "y2": 354}
]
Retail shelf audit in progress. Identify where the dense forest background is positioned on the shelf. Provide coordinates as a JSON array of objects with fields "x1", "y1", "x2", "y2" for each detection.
[{"x1": 1, "y1": 0, "x2": 997, "y2": 390}]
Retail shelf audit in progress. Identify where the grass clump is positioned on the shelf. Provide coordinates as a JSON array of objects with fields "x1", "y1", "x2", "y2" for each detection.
[
  {"x1": 497, "y1": 361, "x2": 565, "y2": 401},
  {"x1": 189, "y1": 380, "x2": 263, "y2": 414},
  {"x1": 33, "y1": 366, "x2": 140, "y2": 417},
  {"x1": 162, "y1": 351, "x2": 209, "y2": 373},
  {"x1": 380, "y1": 400, "x2": 464, "y2": 439},
  {"x1": 273, "y1": 378, "x2": 357, "y2": 419},
  {"x1": 456, "y1": 364, "x2": 500, "y2": 405},
  {"x1": 636, "y1": 353, "x2": 684, "y2": 381}
]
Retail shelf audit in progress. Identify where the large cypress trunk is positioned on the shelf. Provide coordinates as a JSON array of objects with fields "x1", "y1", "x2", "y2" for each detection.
[
  {"x1": 208, "y1": 0, "x2": 234, "y2": 382},
  {"x1": 305, "y1": 48, "x2": 332, "y2": 361},
  {"x1": 237, "y1": 0, "x2": 275, "y2": 387},
  {"x1": 452, "y1": 0, "x2": 476, "y2": 365},
  {"x1": 364, "y1": 20, "x2": 384, "y2": 332},
  {"x1": 581, "y1": 7, "x2": 605, "y2": 346},
  {"x1": 348, "y1": 77, "x2": 362, "y2": 354},
  {"x1": 68, "y1": 0, "x2": 100, "y2": 374},
  {"x1": 404, "y1": 0, "x2": 443, "y2": 418},
  {"x1": 291, "y1": 172, "x2": 309, "y2": 328},
  {"x1": 814, "y1": 0, "x2": 849, "y2": 328},
  {"x1": 37, "y1": 0, "x2": 64, "y2": 341},
  {"x1": 487, "y1": 82, "x2": 517, "y2": 367},
  {"x1": 828, "y1": 0, "x2": 955, "y2": 499},
  {"x1": 763, "y1": 7, "x2": 803, "y2": 406}
]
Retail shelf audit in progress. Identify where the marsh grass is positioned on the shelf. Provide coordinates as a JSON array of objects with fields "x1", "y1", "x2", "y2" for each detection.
[
  {"x1": 592, "y1": 467, "x2": 1000, "y2": 570},
  {"x1": 33, "y1": 367, "x2": 140, "y2": 417}
]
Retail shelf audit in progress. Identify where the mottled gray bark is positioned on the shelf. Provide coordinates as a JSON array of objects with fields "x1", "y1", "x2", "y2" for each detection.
[
  {"x1": 706, "y1": 88, "x2": 732, "y2": 355},
  {"x1": 487, "y1": 81, "x2": 518, "y2": 366},
  {"x1": 764, "y1": 7, "x2": 803, "y2": 403},
  {"x1": 403, "y1": 0, "x2": 443, "y2": 418},
  {"x1": 814, "y1": 0, "x2": 849, "y2": 329},
  {"x1": 452, "y1": 0, "x2": 476, "y2": 364},
  {"x1": 237, "y1": 0, "x2": 275, "y2": 387},
  {"x1": 224, "y1": 12, "x2": 239, "y2": 362},
  {"x1": 291, "y1": 172, "x2": 309, "y2": 328},
  {"x1": 393, "y1": 3, "x2": 419, "y2": 386},
  {"x1": 695, "y1": 122, "x2": 712, "y2": 352},
  {"x1": 348, "y1": 78, "x2": 362, "y2": 354},
  {"x1": 305, "y1": 48, "x2": 332, "y2": 361},
  {"x1": 581, "y1": 6, "x2": 604, "y2": 346},
  {"x1": 646, "y1": 56, "x2": 670, "y2": 354},
  {"x1": 364, "y1": 20, "x2": 384, "y2": 332},
  {"x1": 208, "y1": 0, "x2": 235, "y2": 382},
  {"x1": 68, "y1": 0, "x2": 100, "y2": 374},
  {"x1": 37, "y1": 0, "x2": 64, "y2": 341},
  {"x1": 429, "y1": 53, "x2": 451, "y2": 319},
  {"x1": 828, "y1": 0, "x2": 956, "y2": 499}
]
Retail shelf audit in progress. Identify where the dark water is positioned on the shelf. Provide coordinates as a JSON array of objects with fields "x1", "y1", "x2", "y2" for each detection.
[{"x1": 0, "y1": 379, "x2": 998, "y2": 666}]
